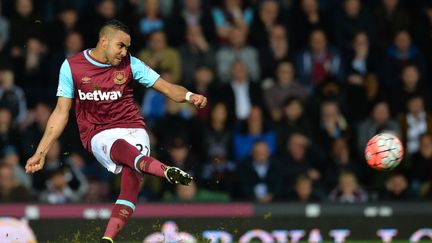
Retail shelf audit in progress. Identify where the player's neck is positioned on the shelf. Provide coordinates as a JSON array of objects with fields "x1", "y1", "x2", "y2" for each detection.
[{"x1": 90, "y1": 48, "x2": 110, "y2": 65}]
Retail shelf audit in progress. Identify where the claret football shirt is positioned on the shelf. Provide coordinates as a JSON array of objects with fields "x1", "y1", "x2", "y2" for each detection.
[{"x1": 57, "y1": 49, "x2": 160, "y2": 151}]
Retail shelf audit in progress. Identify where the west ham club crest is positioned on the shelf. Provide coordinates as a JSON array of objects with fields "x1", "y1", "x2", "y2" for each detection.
[{"x1": 113, "y1": 71, "x2": 127, "y2": 85}]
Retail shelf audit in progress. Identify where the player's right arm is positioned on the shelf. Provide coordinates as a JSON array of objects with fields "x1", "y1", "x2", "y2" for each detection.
[
  {"x1": 25, "y1": 97, "x2": 72, "y2": 173},
  {"x1": 26, "y1": 59, "x2": 75, "y2": 174},
  {"x1": 130, "y1": 55, "x2": 207, "y2": 108}
]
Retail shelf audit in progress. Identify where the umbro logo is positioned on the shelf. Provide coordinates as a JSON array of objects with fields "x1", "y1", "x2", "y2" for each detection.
[
  {"x1": 81, "y1": 76, "x2": 91, "y2": 84},
  {"x1": 119, "y1": 209, "x2": 130, "y2": 218}
]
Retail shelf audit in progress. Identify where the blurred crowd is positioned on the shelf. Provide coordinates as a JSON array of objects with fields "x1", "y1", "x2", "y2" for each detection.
[{"x1": 1, "y1": 0, "x2": 432, "y2": 204}]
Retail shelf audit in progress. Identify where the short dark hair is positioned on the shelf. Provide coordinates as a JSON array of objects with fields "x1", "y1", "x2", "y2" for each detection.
[{"x1": 99, "y1": 19, "x2": 130, "y2": 38}]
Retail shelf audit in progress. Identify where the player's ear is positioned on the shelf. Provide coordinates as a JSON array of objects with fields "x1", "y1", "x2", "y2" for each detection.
[{"x1": 100, "y1": 36, "x2": 108, "y2": 49}]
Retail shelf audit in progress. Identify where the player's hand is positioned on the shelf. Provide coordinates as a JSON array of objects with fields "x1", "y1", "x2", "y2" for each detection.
[
  {"x1": 189, "y1": 94, "x2": 207, "y2": 109},
  {"x1": 25, "y1": 153, "x2": 46, "y2": 174}
]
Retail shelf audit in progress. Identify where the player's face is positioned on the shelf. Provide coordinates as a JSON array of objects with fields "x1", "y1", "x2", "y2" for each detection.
[{"x1": 105, "y1": 30, "x2": 131, "y2": 66}]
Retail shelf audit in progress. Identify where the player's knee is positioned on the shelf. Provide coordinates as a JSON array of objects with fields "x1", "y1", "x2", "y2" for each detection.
[
  {"x1": 112, "y1": 138, "x2": 129, "y2": 148},
  {"x1": 110, "y1": 139, "x2": 130, "y2": 161}
]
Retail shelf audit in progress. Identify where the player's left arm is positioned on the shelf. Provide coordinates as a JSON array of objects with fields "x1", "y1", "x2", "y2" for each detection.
[{"x1": 152, "y1": 77, "x2": 207, "y2": 109}]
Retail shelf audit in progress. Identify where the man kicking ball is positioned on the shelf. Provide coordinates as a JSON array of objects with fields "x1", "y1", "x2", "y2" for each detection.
[{"x1": 25, "y1": 20, "x2": 207, "y2": 243}]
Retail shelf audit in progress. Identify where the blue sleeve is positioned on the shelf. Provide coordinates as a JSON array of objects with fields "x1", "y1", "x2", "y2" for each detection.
[
  {"x1": 212, "y1": 8, "x2": 226, "y2": 27},
  {"x1": 130, "y1": 55, "x2": 160, "y2": 87},
  {"x1": 233, "y1": 133, "x2": 254, "y2": 161},
  {"x1": 244, "y1": 8, "x2": 254, "y2": 25},
  {"x1": 264, "y1": 131, "x2": 276, "y2": 156},
  {"x1": 56, "y1": 60, "x2": 74, "y2": 98}
]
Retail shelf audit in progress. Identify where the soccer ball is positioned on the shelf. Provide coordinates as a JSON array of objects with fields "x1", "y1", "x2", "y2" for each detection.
[{"x1": 364, "y1": 133, "x2": 404, "y2": 170}]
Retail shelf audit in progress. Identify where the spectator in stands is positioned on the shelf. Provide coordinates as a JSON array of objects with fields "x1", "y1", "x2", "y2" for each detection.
[
  {"x1": 0, "y1": 108, "x2": 20, "y2": 150},
  {"x1": 166, "y1": 137, "x2": 199, "y2": 176},
  {"x1": 216, "y1": 27, "x2": 260, "y2": 82},
  {"x1": 81, "y1": 0, "x2": 118, "y2": 46},
  {"x1": 0, "y1": 67, "x2": 27, "y2": 125},
  {"x1": 83, "y1": 178, "x2": 112, "y2": 203},
  {"x1": 332, "y1": 0, "x2": 376, "y2": 51},
  {"x1": 249, "y1": 0, "x2": 281, "y2": 47},
  {"x1": 153, "y1": 99, "x2": 202, "y2": 157},
  {"x1": 258, "y1": 25, "x2": 291, "y2": 80},
  {"x1": 179, "y1": 26, "x2": 215, "y2": 85},
  {"x1": 410, "y1": 133, "x2": 432, "y2": 188},
  {"x1": 202, "y1": 102, "x2": 233, "y2": 160},
  {"x1": 165, "y1": 0, "x2": 216, "y2": 47},
  {"x1": 416, "y1": 3, "x2": 432, "y2": 83},
  {"x1": 138, "y1": 31, "x2": 181, "y2": 83},
  {"x1": 0, "y1": 163, "x2": 32, "y2": 202},
  {"x1": 275, "y1": 97, "x2": 313, "y2": 155},
  {"x1": 399, "y1": 95, "x2": 432, "y2": 154},
  {"x1": 421, "y1": 179, "x2": 432, "y2": 199},
  {"x1": 290, "y1": 0, "x2": 330, "y2": 50},
  {"x1": 281, "y1": 132, "x2": 323, "y2": 191},
  {"x1": 137, "y1": 0, "x2": 164, "y2": 39},
  {"x1": 162, "y1": 137, "x2": 201, "y2": 194},
  {"x1": 363, "y1": 73, "x2": 384, "y2": 105},
  {"x1": 31, "y1": 140, "x2": 88, "y2": 199},
  {"x1": 212, "y1": 0, "x2": 254, "y2": 42},
  {"x1": 329, "y1": 171, "x2": 368, "y2": 203},
  {"x1": 384, "y1": 30, "x2": 426, "y2": 87},
  {"x1": 20, "y1": 101, "x2": 52, "y2": 161},
  {"x1": 373, "y1": 0, "x2": 411, "y2": 49},
  {"x1": 315, "y1": 100, "x2": 350, "y2": 152},
  {"x1": 237, "y1": 141, "x2": 282, "y2": 203},
  {"x1": 344, "y1": 31, "x2": 380, "y2": 77},
  {"x1": 61, "y1": 31, "x2": 84, "y2": 58},
  {"x1": 287, "y1": 174, "x2": 321, "y2": 202},
  {"x1": 357, "y1": 101, "x2": 401, "y2": 155},
  {"x1": 14, "y1": 37, "x2": 50, "y2": 105},
  {"x1": 345, "y1": 73, "x2": 371, "y2": 123},
  {"x1": 380, "y1": 172, "x2": 417, "y2": 201},
  {"x1": 390, "y1": 64, "x2": 431, "y2": 115},
  {"x1": 0, "y1": 145, "x2": 31, "y2": 190},
  {"x1": 124, "y1": 0, "x2": 174, "y2": 19},
  {"x1": 264, "y1": 61, "x2": 307, "y2": 122},
  {"x1": 201, "y1": 145, "x2": 236, "y2": 192},
  {"x1": 188, "y1": 66, "x2": 217, "y2": 122},
  {"x1": 295, "y1": 29, "x2": 343, "y2": 91},
  {"x1": 0, "y1": 4, "x2": 9, "y2": 59},
  {"x1": 324, "y1": 139, "x2": 366, "y2": 191},
  {"x1": 141, "y1": 71, "x2": 171, "y2": 127},
  {"x1": 347, "y1": 72, "x2": 388, "y2": 124},
  {"x1": 0, "y1": 42, "x2": 8, "y2": 66},
  {"x1": 218, "y1": 61, "x2": 264, "y2": 121},
  {"x1": 9, "y1": 0, "x2": 44, "y2": 58},
  {"x1": 48, "y1": 6, "x2": 80, "y2": 51},
  {"x1": 48, "y1": 31, "x2": 85, "y2": 84},
  {"x1": 233, "y1": 106, "x2": 276, "y2": 161},
  {"x1": 39, "y1": 168, "x2": 81, "y2": 203},
  {"x1": 307, "y1": 77, "x2": 347, "y2": 126}
]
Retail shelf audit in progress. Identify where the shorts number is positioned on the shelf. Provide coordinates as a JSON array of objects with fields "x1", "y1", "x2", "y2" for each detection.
[{"x1": 136, "y1": 144, "x2": 149, "y2": 156}]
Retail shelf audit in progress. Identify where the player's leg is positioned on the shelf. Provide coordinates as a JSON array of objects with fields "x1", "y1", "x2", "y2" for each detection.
[
  {"x1": 101, "y1": 166, "x2": 142, "y2": 243},
  {"x1": 91, "y1": 128, "x2": 192, "y2": 185},
  {"x1": 110, "y1": 138, "x2": 193, "y2": 185}
]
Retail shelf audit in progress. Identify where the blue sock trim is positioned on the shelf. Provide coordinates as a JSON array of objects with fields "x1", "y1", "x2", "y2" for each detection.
[
  {"x1": 102, "y1": 236, "x2": 114, "y2": 243},
  {"x1": 115, "y1": 199, "x2": 136, "y2": 211},
  {"x1": 133, "y1": 154, "x2": 145, "y2": 174}
]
